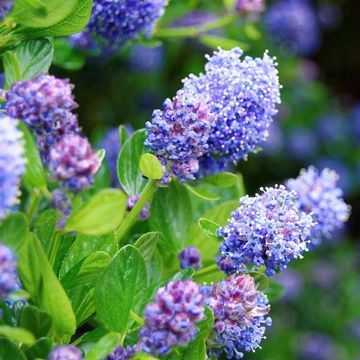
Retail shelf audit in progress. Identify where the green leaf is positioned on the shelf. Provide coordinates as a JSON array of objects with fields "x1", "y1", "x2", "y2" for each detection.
[
  {"x1": 139, "y1": 153, "x2": 163, "y2": 180},
  {"x1": 73, "y1": 326, "x2": 108, "y2": 345},
  {"x1": 266, "y1": 280, "x2": 284, "y2": 302},
  {"x1": 132, "y1": 354, "x2": 158, "y2": 360},
  {"x1": 19, "y1": 305, "x2": 52, "y2": 339},
  {"x1": 185, "y1": 184, "x2": 220, "y2": 201},
  {"x1": 0, "y1": 326, "x2": 35, "y2": 345},
  {"x1": 18, "y1": 233, "x2": 76, "y2": 337},
  {"x1": 19, "y1": 122, "x2": 47, "y2": 189},
  {"x1": 0, "y1": 337, "x2": 26, "y2": 360},
  {"x1": 202, "y1": 172, "x2": 238, "y2": 188},
  {"x1": 134, "y1": 232, "x2": 159, "y2": 264},
  {"x1": 60, "y1": 232, "x2": 117, "y2": 278},
  {"x1": 95, "y1": 245, "x2": 147, "y2": 334},
  {"x1": 118, "y1": 125, "x2": 129, "y2": 147},
  {"x1": 244, "y1": 23, "x2": 262, "y2": 41},
  {"x1": 199, "y1": 34, "x2": 248, "y2": 51},
  {"x1": 62, "y1": 251, "x2": 111, "y2": 290},
  {"x1": 248, "y1": 271, "x2": 269, "y2": 292},
  {"x1": 171, "y1": 268, "x2": 194, "y2": 281},
  {"x1": 3, "y1": 51, "x2": 22, "y2": 89},
  {"x1": 85, "y1": 332, "x2": 121, "y2": 360},
  {"x1": 71, "y1": 286, "x2": 95, "y2": 326},
  {"x1": 52, "y1": 38, "x2": 85, "y2": 70},
  {"x1": 0, "y1": 213, "x2": 28, "y2": 252},
  {"x1": 223, "y1": 0, "x2": 237, "y2": 11},
  {"x1": 117, "y1": 129, "x2": 148, "y2": 196},
  {"x1": 198, "y1": 218, "x2": 221, "y2": 241},
  {"x1": 23, "y1": 338, "x2": 52, "y2": 360},
  {"x1": 65, "y1": 189, "x2": 127, "y2": 235},
  {"x1": 19, "y1": 0, "x2": 93, "y2": 37},
  {"x1": 11, "y1": 0, "x2": 78, "y2": 29},
  {"x1": 33, "y1": 210, "x2": 58, "y2": 253},
  {"x1": 150, "y1": 182, "x2": 192, "y2": 252}
]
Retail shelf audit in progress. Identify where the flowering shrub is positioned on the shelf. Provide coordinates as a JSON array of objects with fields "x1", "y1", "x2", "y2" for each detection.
[{"x1": 0, "y1": 1, "x2": 353, "y2": 360}]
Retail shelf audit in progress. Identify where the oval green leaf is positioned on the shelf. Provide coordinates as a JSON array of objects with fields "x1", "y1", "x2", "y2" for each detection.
[
  {"x1": 139, "y1": 153, "x2": 163, "y2": 180},
  {"x1": 198, "y1": 218, "x2": 221, "y2": 241}
]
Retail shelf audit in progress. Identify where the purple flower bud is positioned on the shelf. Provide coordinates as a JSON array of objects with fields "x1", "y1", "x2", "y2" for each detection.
[
  {"x1": 145, "y1": 90, "x2": 215, "y2": 182},
  {"x1": 206, "y1": 274, "x2": 271, "y2": 359},
  {"x1": 47, "y1": 345, "x2": 83, "y2": 360},
  {"x1": 126, "y1": 195, "x2": 150, "y2": 220},
  {"x1": 0, "y1": 243, "x2": 20, "y2": 299},
  {"x1": 0, "y1": 115, "x2": 26, "y2": 219},
  {"x1": 178, "y1": 246, "x2": 201, "y2": 270},
  {"x1": 236, "y1": 0, "x2": 265, "y2": 14},
  {"x1": 218, "y1": 185, "x2": 315, "y2": 276},
  {"x1": 70, "y1": 0, "x2": 167, "y2": 54},
  {"x1": 286, "y1": 166, "x2": 351, "y2": 247},
  {"x1": 106, "y1": 345, "x2": 136, "y2": 360},
  {"x1": 140, "y1": 279, "x2": 205, "y2": 356},
  {"x1": 183, "y1": 48, "x2": 281, "y2": 175},
  {"x1": 49, "y1": 134, "x2": 100, "y2": 192}
]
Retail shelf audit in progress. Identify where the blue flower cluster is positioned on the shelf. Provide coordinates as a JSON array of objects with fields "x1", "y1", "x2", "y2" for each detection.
[
  {"x1": 49, "y1": 134, "x2": 100, "y2": 192},
  {"x1": 145, "y1": 90, "x2": 215, "y2": 182},
  {"x1": 71, "y1": 0, "x2": 167, "y2": 54},
  {"x1": 178, "y1": 246, "x2": 202, "y2": 270},
  {"x1": 0, "y1": 1, "x2": 12, "y2": 20},
  {"x1": 286, "y1": 166, "x2": 351, "y2": 247},
  {"x1": 47, "y1": 345, "x2": 83, "y2": 360},
  {"x1": 139, "y1": 279, "x2": 205, "y2": 356},
  {"x1": 146, "y1": 48, "x2": 281, "y2": 182},
  {"x1": 0, "y1": 115, "x2": 26, "y2": 220},
  {"x1": 0, "y1": 243, "x2": 20, "y2": 299},
  {"x1": 205, "y1": 274, "x2": 271, "y2": 359},
  {"x1": 182, "y1": 47, "x2": 281, "y2": 175},
  {"x1": 6, "y1": 75, "x2": 79, "y2": 164},
  {"x1": 218, "y1": 185, "x2": 314, "y2": 276},
  {"x1": 264, "y1": 0, "x2": 320, "y2": 56}
]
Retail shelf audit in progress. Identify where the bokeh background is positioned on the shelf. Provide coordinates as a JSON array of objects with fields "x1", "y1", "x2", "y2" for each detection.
[{"x1": 53, "y1": 0, "x2": 360, "y2": 358}]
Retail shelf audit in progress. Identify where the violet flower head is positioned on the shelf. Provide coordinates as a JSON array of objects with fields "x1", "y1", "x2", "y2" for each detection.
[
  {"x1": 264, "y1": 0, "x2": 320, "y2": 56},
  {"x1": 206, "y1": 274, "x2": 271, "y2": 359},
  {"x1": 49, "y1": 134, "x2": 100, "y2": 192},
  {"x1": 106, "y1": 345, "x2": 136, "y2": 360},
  {"x1": 286, "y1": 166, "x2": 351, "y2": 247},
  {"x1": 71, "y1": 0, "x2": 168, "y2": 54},
  {"x1": 0, "y1": 243, "x2": 20, "y2": 299},
  {"x1": 47, "y1": 345, "x2": 83, "y2": 360},
  {"x1": 5, "y1": 75, "x2": 79, "y2": 163},
  {"x1": 0, "y1": 115, "x2": 26, "y2": 219},
  {"x1": 218, "y1": 185, "x2": 314, "y2": 276},
  {"x1": 140, "y1": 279, "x2": 205, "y2": 356},
  {"x1": 0, "y1": 1, "x2": 12, "y2": 20},
  {"x1": 183, "y1": 47, "x2": 281, "y2": 175},
  {"x1": 178, "y1": 246, "x2": 201, "y2": 270},
  {"x1": 145, "y1": 89, "x2": 215, "y2": 182},
  {"x1": 126, "y1": 195, "x2": 150, "y2": 220},
  {"x1": 236, "y1": 0, "x2": 265, "y2": 15}
]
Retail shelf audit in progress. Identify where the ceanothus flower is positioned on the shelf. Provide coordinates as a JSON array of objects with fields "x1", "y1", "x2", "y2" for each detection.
[
  {"x1": 264, "y1": 0, "x2": 320, "y2": 56},
  {"x1": 182, "y1": 48, "x2": 281, "y2": 175},
  {"x1": 5, "y1": 75, "x2": 79, "y2": 163},
  {"x1": 70, "y1": 0, "x2": 168, "y2": 54},
  {"x1": 0, "y1": 243, "x2": 20, "y2": 299},
  {"x1": 49, "y1": 134, "x2": 100, "y2": 192},
  {"x1": 0, "y1": 115, "x2": 26, "y2": 219},
  {"x1": 205, "y1": 274, "x2": 271, "y2": 359},
  {"x1": 145, "y1": 90, "x2": 215, "y2": 182},
  {"x1": 285, "y1": 166, "x2": 350, "y2": 247},
  {"x1": 217, "y1": 185, "x2": 314, "y2": 276},
  {"x1": 139, "y1": 279, "x2": 205, "y2": 356},
  {"x1": 178, "y1": 246, "x2": 201, "y2": 270},
  {"x1": 0, "y1": 1, "x2": 12, "y2": 20},
  {"x1": 47, "y1": 345, "x2": 83, "y2": 360}
]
